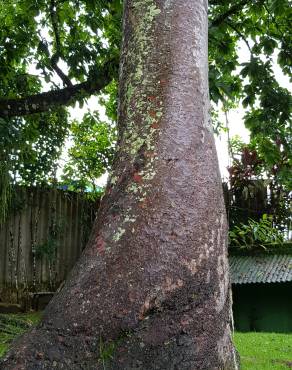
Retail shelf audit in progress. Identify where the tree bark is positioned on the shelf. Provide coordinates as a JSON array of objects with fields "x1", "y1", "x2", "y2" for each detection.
[{"x1": 0, "y1": 1, "x2": 238, "y2": 369}]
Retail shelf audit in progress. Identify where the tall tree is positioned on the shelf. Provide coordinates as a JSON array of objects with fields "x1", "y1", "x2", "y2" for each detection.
[{"x1": 1, "y1": 0, "x2": 238, "y2": 369}]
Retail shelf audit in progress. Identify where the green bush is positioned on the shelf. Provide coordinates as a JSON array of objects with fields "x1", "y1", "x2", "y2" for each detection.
[{"x1": 229, "y1": 214, "x2": 284, "y2": 249}]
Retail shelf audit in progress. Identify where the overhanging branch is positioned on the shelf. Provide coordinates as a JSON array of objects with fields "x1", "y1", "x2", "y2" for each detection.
[
  {"x1": 0, "y1": 66, "x2": 113, "y2": 118},
  {"x1": 1, "y1": 0, "x2": 256, "y2": 119},
  {"x1": 50, "y1": 55, "x2": 73, "y2": 87},
  {"x1": 49, "y1": 0, "x2": 61, "y2": 54},
  {"x1": 49, "y1": 0, "x2": 72, "y2": 87}
]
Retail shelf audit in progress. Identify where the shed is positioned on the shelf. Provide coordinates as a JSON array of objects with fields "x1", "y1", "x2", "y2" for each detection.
[{"x1": 230, "y1": 253, "x2": 292, "y2": 333}]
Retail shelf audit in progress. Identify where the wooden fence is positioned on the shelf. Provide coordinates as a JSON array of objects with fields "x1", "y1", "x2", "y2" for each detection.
[
  {"x1": 0, "y1": 187, "x2": 97, "y2": 307},
  {"x1": 0, "y1": 182, "x2": 290, "y2": 307}
]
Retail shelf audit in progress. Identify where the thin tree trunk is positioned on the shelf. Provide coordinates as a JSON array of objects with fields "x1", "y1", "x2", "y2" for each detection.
[{"x1": 1, "y1": 1, "x2": 238, "y2": 369}]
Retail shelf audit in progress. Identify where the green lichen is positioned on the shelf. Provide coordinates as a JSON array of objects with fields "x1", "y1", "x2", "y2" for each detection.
[
  {"x1": 112, "y1": 0, "x2": 163, "y2": 244},
  {"x1": 141, "y1": 168, "x2": 156, "y2": 181},
  {"x1": 149, "y1": 4, "x2": 161, "y2": 17},
  {"x1": 129, "y1": 136, "x2": 145, "y2": 156},
  {"x1": 127, "y1": 183, "x2": 140, "y2": 194},
  {"x1": 113, "y1": 227, "x2": 126, "y2": 242},
  {"x1": 110, "y1": 175, "x2": 118, "y2": 185},
  {"x1": 122, "y1": 0, "x2": 163, "y2": 172},
  {"x1": 124, "y1": 215, "x2": 137, "y2": 223},
  {"x1": 126, "y1": 84, "x2": 134, "y2": 104},
  {"x1": 134, "y1": 65, "x2": 143, "y2": 80}
]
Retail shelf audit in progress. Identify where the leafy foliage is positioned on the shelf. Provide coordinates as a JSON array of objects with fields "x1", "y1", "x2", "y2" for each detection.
[
  {"x1": 209, "y1": 0, "x2": 291, "y2": 187},
  {"x1": 62, "y1": 111, "x2": 116, "y2": 191},
  {"x1": 0, "y1": 0, "x2": 291, "y2": 218},
  {"x1": 0, "y1": 109, "x2": 69, "y2": 221},
  {"x1": 0, "y1": 0, "x2": 121, "y2": 219},
  {"x1": 229, "y1": 214, "x2": 284, "y2": 249},
  {"x1": 228, "y1": 141, "x2": 264, "y2": 189},
  {"x1": 1, "y1": 111, "x2": 69, "y2": 183},
  {"x1": 227, "y1": 136, "x2": 291, "y2": 237}
]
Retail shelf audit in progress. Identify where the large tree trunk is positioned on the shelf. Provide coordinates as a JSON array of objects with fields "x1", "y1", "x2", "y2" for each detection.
[{"x1": 1, "y1": 1, "x2": 238, "y2": 369}]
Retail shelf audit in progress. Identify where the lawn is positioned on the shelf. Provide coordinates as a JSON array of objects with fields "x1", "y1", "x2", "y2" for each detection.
[
  {"x1": 234, "y1": 332, "x2": 292, "y2": 369},
  {"x1": 0, "y1": 316, "x2": 291, "y2": 368}
]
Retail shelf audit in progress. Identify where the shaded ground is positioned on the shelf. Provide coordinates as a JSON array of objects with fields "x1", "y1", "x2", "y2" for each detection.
[{"x1": 0, "y1": 314, "x2": 291, "y2": 369}]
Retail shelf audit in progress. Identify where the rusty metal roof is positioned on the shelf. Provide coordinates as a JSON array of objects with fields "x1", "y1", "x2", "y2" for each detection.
[{"x1": 229, "y1": 254, "x2": 292, "y2": 284}]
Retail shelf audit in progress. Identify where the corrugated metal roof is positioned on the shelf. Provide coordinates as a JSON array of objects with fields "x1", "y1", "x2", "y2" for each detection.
[{"x1": 229, "y1": 254, "x2": 292, "y2": 284}]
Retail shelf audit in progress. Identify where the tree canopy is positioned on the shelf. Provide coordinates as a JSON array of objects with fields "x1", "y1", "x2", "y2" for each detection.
[{"x1": 0, "y1": 0, "x2": 291, "y2": 200}]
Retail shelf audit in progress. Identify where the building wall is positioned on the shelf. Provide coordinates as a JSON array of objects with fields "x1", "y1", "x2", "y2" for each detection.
[{"x1": 232, "y1": 282, "x2": 292, "y2": 333}]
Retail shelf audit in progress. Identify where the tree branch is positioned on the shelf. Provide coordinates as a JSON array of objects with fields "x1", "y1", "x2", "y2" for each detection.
[
  {"x1": 49, "y1": 0, "x2": 61, "y2": 53},
  {"x1": 210, "y1": 0, "x2": 251, "y2": 28},
  {"x1": 50, "y1": 55, "x2": 72, "y2": 87},
  {"x1": 226, "y1": 21, "x2": 252, "y2": 53},
  {"x1": 38, "y1": 36, "x2": 72, "y2": 87},
  {"x1": 49, "y1": 0, "x2": 72, "y2": 87},
  {"x1": 0, "y1": 64, "x2": 114, "y2": 118}
]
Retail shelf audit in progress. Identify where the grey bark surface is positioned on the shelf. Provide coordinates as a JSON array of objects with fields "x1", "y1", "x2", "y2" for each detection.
[{"x1": 0, "y1": 0, "x2": 238, "y2": 369}]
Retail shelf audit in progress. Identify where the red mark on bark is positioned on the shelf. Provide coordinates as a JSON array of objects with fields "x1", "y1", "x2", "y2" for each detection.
[
  {"x1": 58, "y1": 335, "x2": 65, "y2": 343},
  {"x1": 151, "y1": 122, "x2": 159, "y2": 129},
  {"x1": 96, "y1": 236, "x2": 105, "y2": 254},
  {"x1": 160, "y1": 79, "x2": 167, "y2": 85},
  {"x1": 133, "y1": 172, "x2": 143, "y2": 183},
  {"x1": 147, "y1": 95, "x2": 156, "y2": 102},
  {"x1": 139, "y1": 199, "x2": 148, "y2": 209},
  {"x1": 149, "y1": 110, "x2": 157, "y2": 118},
  {"x1": 170, "y1": 231, "x2": 177, "y2": 239},
  {"x1": 181, "y1": 317, "x2": 191, "y2": 327}
]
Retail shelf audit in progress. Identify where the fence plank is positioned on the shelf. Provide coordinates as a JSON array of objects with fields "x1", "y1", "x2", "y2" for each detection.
[{"x1": 0, "y1": 187, "x2": 96, "y2": 305}]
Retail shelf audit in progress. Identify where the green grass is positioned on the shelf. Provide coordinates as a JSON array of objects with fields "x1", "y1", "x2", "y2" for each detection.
[
  {"x1": 0, "y1": 312, "x2": 42, "y2": 357},
  {"x1": 1, "y1": 318, "x2": 291, "y2": 369},
  {"x1": 234, "y1": 332, "x2": 292, "y2": 369}
]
